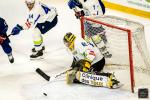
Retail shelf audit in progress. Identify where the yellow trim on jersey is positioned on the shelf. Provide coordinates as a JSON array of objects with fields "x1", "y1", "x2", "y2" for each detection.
[{"x1": 103, "y1": 1, "x2": 150, "y2": 19}]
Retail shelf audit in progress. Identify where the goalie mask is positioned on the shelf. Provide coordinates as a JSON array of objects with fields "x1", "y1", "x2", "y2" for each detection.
[{"x1": 63, "y1": 32, "x2": 76, "y2": 50}]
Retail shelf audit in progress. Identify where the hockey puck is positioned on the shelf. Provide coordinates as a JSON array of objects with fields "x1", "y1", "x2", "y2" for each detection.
[{"x1": 43, "y1": 93, "x2": 47, "y2": 96}]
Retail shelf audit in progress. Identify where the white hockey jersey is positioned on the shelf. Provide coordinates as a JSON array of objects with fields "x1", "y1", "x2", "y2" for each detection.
[
  {"x1": 23, "y1": 1, "x2": 57, "y2": 29},
  {"x1": 79, "y1": 0, "x2": 104, "y2": 16},
  {"x1": 68, "y1": 37, "x2": 103, "y2": 65}
]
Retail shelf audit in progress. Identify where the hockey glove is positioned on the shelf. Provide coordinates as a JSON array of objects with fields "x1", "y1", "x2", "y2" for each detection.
[
  {"x1": 75, "y1": 10, "x2": 85, "y2": 19},
  {"x1": 11, "y1": 24, "x2": 23, "y2": 35},
  {"x1": 77, "y1": 59, "x2": 91, "y2": 72},
  {"x1": 68, "y1": 0, "x2": 83, "y2": 9},
  {"x1": 66, "y1": 68, "x2": 78, "y2": 84},
  {"x1": 0, "y1": 35, "x2": 6, "y2": 44}
]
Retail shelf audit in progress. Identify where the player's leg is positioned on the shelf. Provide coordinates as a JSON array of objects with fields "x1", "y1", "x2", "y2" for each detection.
[
  {"x1": 31, "y1": 16, "x2": 58, "y2": 53},
  {"x1": 36, "y1": 16, "x2": 58, "y2": 34},
  {"x1": 75, "y1": 71, "x2": 121, "y2": 89},
  {"x1": 90, "y1": 58, "x2": 120, "y2": 88},
  {"x1": 84, "y1": 22, "x2": 112, "y2": 58},
  {"x1": 1, "y1": 39, "x2": 14, "y2": 63},
  {"x1": 91, "y1": 34, "x2": 112, "y2": 58},
  {"x1": 66, "y1": 58, "x2": 121, "y2": 88},
  {"x1": 30, "y1": 28, "x2": 44, "y2": 59},
  {"x1": 90, "y1": 57, "x2": 105, "y2": 73}
]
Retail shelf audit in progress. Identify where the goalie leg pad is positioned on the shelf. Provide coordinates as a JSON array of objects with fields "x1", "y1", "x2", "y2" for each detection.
[{"x1": 75, "y1": 71, "x2": 121, "y2": 89}]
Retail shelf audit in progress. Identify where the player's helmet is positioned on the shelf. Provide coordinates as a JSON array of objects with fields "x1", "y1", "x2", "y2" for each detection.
[
  {"x1": 63, "y1": 32, "x2": 76, "y2": 50},
  {"x1": 25, "y1": 0, "x2": 35, "y2": 10},
  {"x1": 25, "y1": 0, "x2": 35, "y2": 4}
]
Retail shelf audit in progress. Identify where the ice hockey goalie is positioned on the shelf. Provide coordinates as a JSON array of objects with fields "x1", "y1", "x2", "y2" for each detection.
[{"x1": 63, "y1": 32, "x2": 121, "y2": 89}]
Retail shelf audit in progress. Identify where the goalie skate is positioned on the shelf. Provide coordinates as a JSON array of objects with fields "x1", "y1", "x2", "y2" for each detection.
[
  {"x1": 111, "y1": 81, "x2": 124, "y2": 89},
  {"x1": 105, "y1": 72, "x2": 123, "y2": 89}
]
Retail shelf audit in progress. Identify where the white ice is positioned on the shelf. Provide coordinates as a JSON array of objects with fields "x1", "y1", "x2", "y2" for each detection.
[{"x1": 0, "y1": 0, "x2": 150, "y2": 100}]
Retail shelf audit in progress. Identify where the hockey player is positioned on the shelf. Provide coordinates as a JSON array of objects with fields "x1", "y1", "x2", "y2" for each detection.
[
  {"x1": 63, "y1": 32, "x2": 120, "y2": 89},
  {"x1": 0, "y1": 17, "x2": 14, "y2": 63},
  {"x1": 67, "y1": 0, "x2": 112, "y2": 58},
  {"x1": 67, "y1": 0, "x2": 105, "y2": 18},
  {"x1": 11, "y1": 0, "x2": 58, "y2": 59}
]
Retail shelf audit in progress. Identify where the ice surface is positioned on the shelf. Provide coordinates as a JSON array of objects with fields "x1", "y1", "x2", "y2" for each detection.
[{"x1": 0, "y1": 0, "x2": 150, "y2": 100}]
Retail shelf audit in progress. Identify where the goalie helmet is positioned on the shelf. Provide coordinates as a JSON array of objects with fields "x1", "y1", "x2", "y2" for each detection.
[{"x1": 63, "y1": 32, "x2": 76, "y2": 50}]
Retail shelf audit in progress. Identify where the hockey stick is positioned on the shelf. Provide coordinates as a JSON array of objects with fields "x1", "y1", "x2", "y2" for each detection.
[
  {"x1": 36, "y1": 68, "x2": 72, "y2": 81},
  {"x1": 73, "y1": 7, "x2": 84, "y2": 19},
  {"x1": 7, "y1": 34, "x2": 12, "y2": 38}
]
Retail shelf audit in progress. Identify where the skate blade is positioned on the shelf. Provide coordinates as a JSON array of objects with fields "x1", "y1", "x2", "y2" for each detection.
[
  {"x1": 112, "y1": 83, "x2": 124, "y2": 89},
  {"x1": 30, "y1": 56, "x2": 44, "y2": 60}
]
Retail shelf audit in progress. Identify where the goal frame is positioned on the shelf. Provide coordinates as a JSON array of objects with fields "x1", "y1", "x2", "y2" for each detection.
[{"x1": 80, "y1": 16, "x2": 135, "y2": 93}]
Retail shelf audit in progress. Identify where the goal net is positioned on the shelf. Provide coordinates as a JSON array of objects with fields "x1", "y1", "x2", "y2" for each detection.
[{"x1": 80, "y1": 15, "x2": 150, "y2": 93}]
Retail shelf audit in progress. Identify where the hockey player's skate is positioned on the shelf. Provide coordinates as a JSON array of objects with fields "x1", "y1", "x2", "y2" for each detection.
[
  {"x1": 107, "y1": 73, "x2": 122, "y2": 89},
  {"x1": 30, "y1": 49, "x2": 43, "y2": 60},
  {"x1": 32, "y1": 46, "x2": 45, "y2": 53},
  {"x1": 8, "y1": 53, "x2": 14, "y2": 63}
]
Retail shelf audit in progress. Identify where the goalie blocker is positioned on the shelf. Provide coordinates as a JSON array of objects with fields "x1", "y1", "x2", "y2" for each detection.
[{"x1": 67, "y1": 70, "x2": 122, "y2": 89}]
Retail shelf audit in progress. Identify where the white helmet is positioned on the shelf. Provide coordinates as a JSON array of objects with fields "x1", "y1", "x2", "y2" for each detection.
[{"x1": 25, "y1": 0, "x2": 35, "y2": 4}]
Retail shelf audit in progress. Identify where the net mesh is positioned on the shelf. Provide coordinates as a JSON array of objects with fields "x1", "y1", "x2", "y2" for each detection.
[{"x1": 81, "y1": 15, "x2": 150, "y2": 74}]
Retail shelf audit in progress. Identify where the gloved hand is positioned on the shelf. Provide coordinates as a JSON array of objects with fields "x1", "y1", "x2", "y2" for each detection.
[
  {"x1": 77, "y1": 59, "x2": 91, "y2": 72},
  {"x1": 75, "y1": 10, "x2": 85, "y2": 19},
  {"x1": 68, "y1": 0, "x2": 83, "y2": 9},
  {"x1": 11, "y1": 24, "x2": 23, "y2": 35},
  {"x1": 0, "y1": 35, "x2": 6, "y2": 44},
  {"x1": 66, "y1": 68, "x2": 78, "y2": 84}
]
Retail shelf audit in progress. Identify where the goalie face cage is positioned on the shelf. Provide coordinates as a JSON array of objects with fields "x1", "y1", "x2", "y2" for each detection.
[{"x1": 80, "y1": 16, "x2": 150, "y2": 93}]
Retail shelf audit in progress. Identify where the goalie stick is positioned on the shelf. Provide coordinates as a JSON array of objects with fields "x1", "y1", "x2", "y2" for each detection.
[
  {"x1": 36, "y1": 68, "x2": 72, "y2": 81},
  {"x1": 36, "y1": 68, "x2": 123, "y2": 89}
]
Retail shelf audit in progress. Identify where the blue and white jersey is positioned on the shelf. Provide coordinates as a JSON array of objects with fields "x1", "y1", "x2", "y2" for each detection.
[
  {"x1": 23, "y1": 1, "x2": 57, "y2": 29},
  {"x1": 79, "y1": 0, "x2": 105, "y2": 16},
  {"x1": 0, "y1": 17, "x2": 8, "y2": 35}
]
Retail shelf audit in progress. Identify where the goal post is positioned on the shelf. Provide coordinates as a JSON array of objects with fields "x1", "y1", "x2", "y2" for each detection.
[{"x1": 80, "y1": 15, "x2": 150, "y2": 93}]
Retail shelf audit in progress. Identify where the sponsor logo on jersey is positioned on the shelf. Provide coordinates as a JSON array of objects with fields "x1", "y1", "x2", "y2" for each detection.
[{"x1": 81, "y1": 42, "x2": 88, "y2": 46}]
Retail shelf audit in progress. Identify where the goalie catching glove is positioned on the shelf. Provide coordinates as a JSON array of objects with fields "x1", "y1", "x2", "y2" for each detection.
[{"x1": 66, "y1": 59, "x2": 91, "y2": 84}]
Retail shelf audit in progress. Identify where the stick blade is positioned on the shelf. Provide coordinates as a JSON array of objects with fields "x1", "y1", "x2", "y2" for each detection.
[{"x1": 36, "y1": 68, "x2": 50, "y2": 81}]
